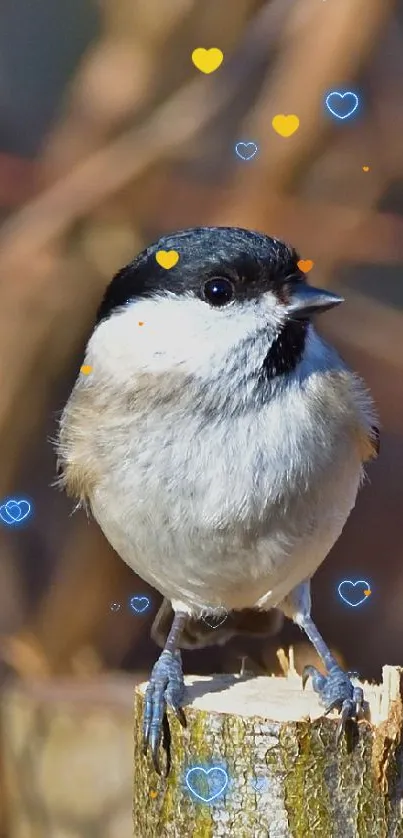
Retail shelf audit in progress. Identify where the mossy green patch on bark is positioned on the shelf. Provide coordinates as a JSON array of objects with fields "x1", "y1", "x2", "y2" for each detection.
[{"x1": 282, "y1": 720, "x2": 333, "y2": 838}]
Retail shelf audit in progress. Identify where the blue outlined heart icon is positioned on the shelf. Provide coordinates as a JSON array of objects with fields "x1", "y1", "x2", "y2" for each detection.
[
  {"x1": 185, "y1": 766, "x2": 228, "y2": 803},
  {"x1": 325, "y1": 91, "x2": 359, "y2": 120},
  {"x1": 251, "y1": 776, "x2": 269, "y2": 794},
  {"x1": 337, "y1": 580, "x2": 371, "y2": 607},
  {"x1": 251, "y1": 776, "x2": 269, "y2": 793},
  {"x1": 0, "y1": 498, "x2": 32, "y2": 526},
  {"x1": 129, "y1": 595, "x2": 151, "y2": 614},
  {"x1": 235, "y1": 142, "x2": 258, "y2": 161},
  {"x1": 201, "y1": 609, "x2": 228, "y2": 629}
]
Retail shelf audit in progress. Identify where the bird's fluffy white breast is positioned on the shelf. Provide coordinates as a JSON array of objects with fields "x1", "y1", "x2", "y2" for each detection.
[{"x1": 58, "y1": 295, "x2": 376, "y2": 613}]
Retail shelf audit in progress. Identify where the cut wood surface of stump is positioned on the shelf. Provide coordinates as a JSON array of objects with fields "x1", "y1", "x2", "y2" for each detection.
[{"x1": 133, "y1": 666, "x2": 403, "y2": 838}]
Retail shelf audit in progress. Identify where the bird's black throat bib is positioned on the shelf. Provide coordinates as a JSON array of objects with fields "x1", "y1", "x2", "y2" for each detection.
[{"x1": 262, "y1": 319, "x2": 308, "y2": 380}]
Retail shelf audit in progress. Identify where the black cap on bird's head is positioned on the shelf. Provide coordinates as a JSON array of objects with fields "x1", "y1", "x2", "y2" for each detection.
[
  {"x1": 96, "y1": 226, "x2": 342, "y2": 323},
  {"x1": 96, "y1": 226, "x2": 295, "y2": 323},
  {"x1": 95, "y1": 226, "x2": 343, "y2": 381}
]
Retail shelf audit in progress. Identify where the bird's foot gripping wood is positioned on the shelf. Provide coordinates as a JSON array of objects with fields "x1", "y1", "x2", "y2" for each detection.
[
  {"x1": 303, "y1": 663, "x2": 364, "y2": 746},
  {"x1": 142, "y1": 649, "x2": 187, "y2": 775}
]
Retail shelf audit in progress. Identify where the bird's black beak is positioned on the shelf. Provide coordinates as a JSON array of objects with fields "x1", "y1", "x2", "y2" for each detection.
[{"x1": 286, "y1": 281, "x2": 344, "y2": 320}]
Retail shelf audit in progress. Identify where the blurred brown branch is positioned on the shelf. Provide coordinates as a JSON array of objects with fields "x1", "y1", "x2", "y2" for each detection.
[
  {"x1": 211, "y1": 0, "x2": 397, "y2": 265},
  {"x1": 0, "y1": 0, "x2": 264, "y2": 269},
  {"x1": 0, "y1": 155, "x2": 37, "y2": 207}
]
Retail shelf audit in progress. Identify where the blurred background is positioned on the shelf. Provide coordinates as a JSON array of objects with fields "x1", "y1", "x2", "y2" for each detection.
[{"x1": 0, "y1": 0, "x2": 402, "y2": 835}]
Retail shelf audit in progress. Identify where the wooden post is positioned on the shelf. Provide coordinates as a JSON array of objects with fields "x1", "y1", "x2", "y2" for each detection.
[
  {"x1": 134, "y1": 666, "x2": 403, "y2": 837},
  {"x1": 0, "y1": 674, "x2": 137, "y2": 838}
]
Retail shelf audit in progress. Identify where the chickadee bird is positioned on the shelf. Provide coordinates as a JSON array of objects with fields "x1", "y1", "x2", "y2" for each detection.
[{"x1": 57, "y1": 226, "x2": 379, "y2": 775}]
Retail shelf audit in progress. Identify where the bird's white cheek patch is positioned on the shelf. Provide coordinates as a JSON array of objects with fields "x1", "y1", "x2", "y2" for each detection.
[
  {"x1": 92, "y1": 295, "x2": 277, "y2": 379},
  {"x1": 89, "y1": 291, "x2": 286, "y2": 390}
]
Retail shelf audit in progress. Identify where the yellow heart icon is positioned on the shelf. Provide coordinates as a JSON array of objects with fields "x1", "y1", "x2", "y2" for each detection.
[
  {"x1": 272, "y1": 114, "x2": 300, "y2": 137},
  {"x1": 192, "y1": 48, "x2": 224, "y2": 74},
  {"x1": 80, "y1": 365, "x2": 93, "y2": 375},
  {"x1": 155, "y1": 250, "x2": 179, "y2": 270}
]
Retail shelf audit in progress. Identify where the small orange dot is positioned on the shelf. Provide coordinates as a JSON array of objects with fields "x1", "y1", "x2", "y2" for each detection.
[
  {"x1": 362, "y1": 166, "x2": 369, "y2": 172},
  {"x1": 138, "y1": 321, "x2": 144, "y2": 326},
  {"x1": 80, "y1": 365, "x2": 93, "y2": 375},
  {"x1": 150, "y1": 791, "x2": 158, "y2": 798}
]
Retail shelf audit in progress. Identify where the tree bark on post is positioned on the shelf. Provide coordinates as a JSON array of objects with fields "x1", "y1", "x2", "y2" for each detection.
[{"x1": 133, "y1": 666, "x2": 403, "y2": 837}]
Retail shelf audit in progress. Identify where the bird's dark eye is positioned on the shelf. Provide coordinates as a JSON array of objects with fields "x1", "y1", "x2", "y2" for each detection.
[{"x1": 203, "y1": 277, "x2": 234, "y2": 307}]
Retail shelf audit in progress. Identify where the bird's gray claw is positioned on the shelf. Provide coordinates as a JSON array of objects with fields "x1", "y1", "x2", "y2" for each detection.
[
  {"x1": 302, "y1": 663, "x2": 364, "y2": 743},
  {"x1": 143, "y1": 649, "x2": 186, "y2": 775}
]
